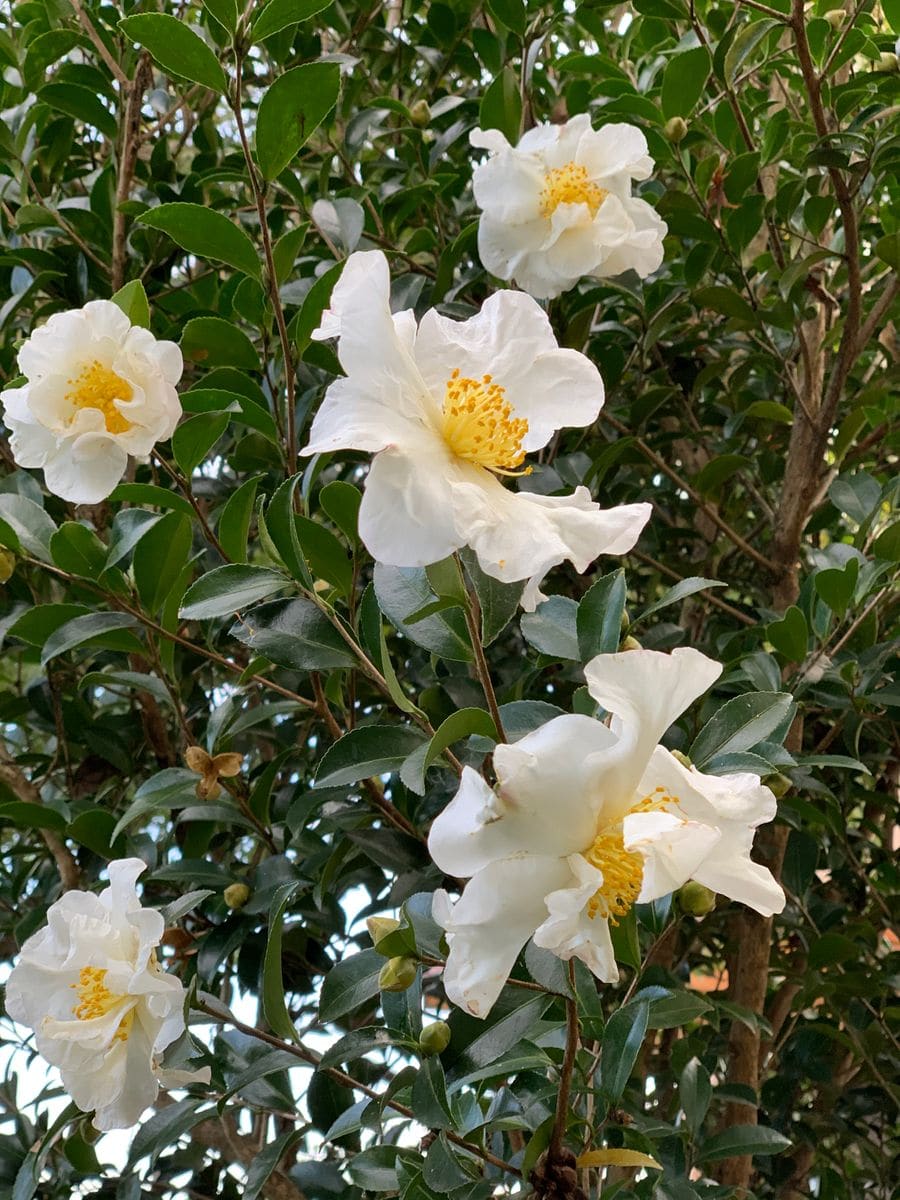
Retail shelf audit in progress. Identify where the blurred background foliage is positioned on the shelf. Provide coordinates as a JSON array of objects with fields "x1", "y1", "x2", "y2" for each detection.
[{"x1": 0, "y1": 0, "x2": 897, "y2": 1198}]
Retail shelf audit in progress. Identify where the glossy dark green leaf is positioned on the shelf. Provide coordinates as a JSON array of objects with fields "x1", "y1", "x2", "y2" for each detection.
[
  {"x1": 119, "y1": 14, "x2": 226, "y2": 90},
  {"x1": 256, "y1": 63, "x2": 341, "y2": 179},
  {"x1": 180, "y1": 564, "x2": 289, "y2": 620},
  {"x1": 229, "y1": 597, "x2": 355, "y2": 670},
  {"x1": 139, "y1": 204, "x2": 261, "y2": 279}
]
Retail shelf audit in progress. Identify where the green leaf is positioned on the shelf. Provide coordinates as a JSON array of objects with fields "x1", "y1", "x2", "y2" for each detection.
[
  {"x1": 39, "y1": 83, "x2": 117, "y2": 139},
  {"x1": 200, "y1": 0, "x2": 238, "y2": 34},
  {"x1": 265, "y1": 475, "x2": 311, "y2": 583},
  {"x1": 50, "y1": 522, "x2": 107, "y2": 577},
  {"x1": 599, "y1": 1000, "x2": 650, "y2": 1102},
  {"x1": 111, "y1": 279, "x2": 150, "y2": 328},
  {"x1": 633, "y1": 0, "x2": 685, "y2": 15},
  {"x1": 451, "y1": 994, "x2": 552, "y2": 1075},
  {"x1": 636, "y1": 577, "x2": 726, "y2": 623},
  {"x1": 425, "y1": 707, "x2": 497, "y2": 770},
  {"x1": 119, "y1": 14, "x2": 226, "y2": 91},
  {"x1": 693, "y1": 285, "x2": 757, "y2": 324},
  {"x1": 315, "y1": 726, "x2": 427, "y2": 787},
  {"x1": 181, "y1": 317, "x2": 258, "y2": 369},
  {"x1": 252, "y1": 0, "x2": 334, "y2": 41},
  {"x1": 293, "y1": 261, "x2": 344, "y2": 354},
  {"x1": 112, "y1": 768, "x2": 198, "y2": 840},
  {"x1": 0, "y1": 494, "x2": 56, "y2": 561},
  {"x1": 295, "y1": 515, "x2": 352, "y2": 594},
  {"x1": 319, "y1": 948, "x2": 385, "y2": 1021},
  {"x1": 319, "y1": 479, "x2": 361, "y2": 544},
  {"x1": 0, "y1": 801, "x2": 66, "y2": 832},
  {"x1": 875, "y1": 232, "x2": 900, "y2": 270},
  {"x1": 41, "y1": 612, "x2": 142, "y2": 666},
  {"x1": 872, "y1": 521, "x2": 900, "y2": 561},
  {"x1": 108, "y1": 483, "x2": 193, "y2": 516},
  {"x1": 648, "y1": 989, "x2": 712, "y2": 1029},
  {"x1": 767, "y1": 606, "x2": 809, "y2": 661},
  {"x1": 139, "y1": 203, "x2": 261, "y2": 279},
  {"x1": 661, "y1": 46, "x2": 711, "y2": 118},
  {"x1": 229, "y1": 597, "x2": 356, "y2": 670},
  {"x1": 134, "y1": 512, "x2": 193, "y2": 614},
  {"x1": 479, "y1": 67, "x2": 521, "y2": 146},
  {"x1": 744, "y1": 400, "x2": 793, "y2": 425},
  {"x1": 217, "y1": 475, "x2": 260, "y2": 562},
  {"x1": 680, "y1": 1057, "x2": 712, "y2": 1138},
  {"x1": 690, "y1": 692, "x2": 794, "y2": 767},
  {"x1": 459, "y1": 547, "x2": 522, "y2": 644},
  {"x1": 272, "y1": 223, "x2": 308, "y2": 285},
  {"x1": 127, "y1": 1098, "x2": 211, "y2": 1167},
  {"x1": 172, "y1": 412, "x2": 230, "y2": 476},
  {"x1": 486, "y1": 0, "x2": 526, "y2": 36},
  {"x1": 723, "y1": 17, "x2": 782, "y2": 84},
  {"x1": 521, "y1": 596, "x2": 580, "y2": 660},
  {"x1": 411, "y1": 1059, "x2": 453, "y2": 1130},
  {"x1": 697, "y1": 1124, "x2": 791, "y2": 1163},
  {"x1": 374, "y1": 564, "x2": 472, "y2": 662},
  {"x1": 106, "y1": 509, "x2": 164, "y2": 567},
  {"x1": 263, "y1": 882, "x2": 300, "y2": 1041},
  {"x1": 245, "y1": 1129, "x2": 304, "y2": 1200},
  {"x1": 6, "y1": 604, "x2": 91, "y2": 646},
  {"x1": 256, "y1": 63, "x2": 341, "y2": 179},
  {"x1": 180, "y1": 565, "x2": 290, "y2": 620},
  {"x1": 577, "y1": 569, "x2": 626, "y2": 659}
]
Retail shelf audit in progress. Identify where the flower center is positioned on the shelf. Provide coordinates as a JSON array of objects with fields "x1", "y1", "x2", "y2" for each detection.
[
  {"x1": 441, "y1": 369, "x2": 531, "y2": 476},
  {"x1": 539, "y1": 162, "x2": 609, "y2": 219},
  {"x1": 71, "y1": 965, "x2": 133, "y2": 1042},
  {"x1": 65, "y1": 360, "x2": 133, "y2": 434},
  {"x1": 583, "y1": 788, "x2": 676, "y2": 923}
]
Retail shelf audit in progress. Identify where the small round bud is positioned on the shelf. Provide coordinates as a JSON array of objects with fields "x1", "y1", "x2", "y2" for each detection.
[
  {"x1": 824, "y1": 8, "x2": 844, "y2": 29},
  {"x1": 379, "y1": 956, "x2": 418, "y2": 993},
  {"x1": 409, "y1": 100, "x2": 431, "y2": 128},
  {"x1": 620, "y1": 608, "x2": 631, "y2": 632},
  {"x1": 367, "y1": 916, "x2": 401, "y2": 952},
  {"x1": 678, "y1": 881, "x2": 717, "y2": 916},
  {"x1": 224, "y1": 883, "x2": 251, "y2": 909},
  {"x1": 670, "y1": 749, "x2": 693, "y2": 769},
  {"x1": 664, "y1": 116, "x2": 688, "y2": 143},
  {"x1": 763, "y1": 772, "x2": 792, "y2": 799},
  {"x1": 0, "y1": 548, "x2": 14, "y2": 584},
  {"x1": 620, "y1": 635, "x2": 642, "y2": 652},
  {"x1": 875, "y1": 52, "x2": 899, "y2": 72},
  {"x1": 419, "y1": 1021, "x2": 451, "y2": 1056}
]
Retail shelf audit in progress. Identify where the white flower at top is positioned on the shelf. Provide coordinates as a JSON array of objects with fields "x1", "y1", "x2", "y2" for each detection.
[
  {"x1": 5, "y1": 858, "x2": 207, "y2": 1131},
  {"x1": 470, "y1": 114, "x2": 668, "y2": 300},
  {"x1": 429, "y1": 648, "x2": 785, "y2": 1019},
  {"x1": 1, "y1": 300, "x2": 182, "y2": 504},
  {"x1": 300, "y1": 250, "x2": 650, "y2": 610}
]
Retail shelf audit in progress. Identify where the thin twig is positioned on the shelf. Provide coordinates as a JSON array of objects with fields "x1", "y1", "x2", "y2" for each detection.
[{"x1": 549, "y1": 961, "x2": 580, "y2": 1161}]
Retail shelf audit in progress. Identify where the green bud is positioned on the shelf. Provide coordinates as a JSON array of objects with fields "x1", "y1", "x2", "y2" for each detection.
[
  {"x1": 678, "y1": 881, "x2": 717, "y2": 916},
  {"x1": 875, "y1": 52, "x2": 899, "y2": 72},
  {"x1": 664, "y1": 116, "x2": 688, "y2": 143},
  {"x1": 367, "y1": 915, "x2": 401, "y2": 952},
  {"x1": 824, "y1": 8, "x2": 844, "y2": 28},
  {"x1": 419, "y1": 1020, "x2": 451, "y2": 1056},
  {"x1": 620, "y1": 635, "x2": 642, "y2": 652},
  {"x1": 409, "y1": 100, "x2": 431, "y2": 128},
  {"x1": 670, "y1": 749, "x2": 693, "y2": 769},
  {"x1": 0, "y1": 548, "x2": 14, "y2": 584},
  {"x1": 764, "y1": 772, "x2": 792, "y2": 799},
  {"x1": 379, "y1": 956, "x2": 418, "y2": 993},
  {"x1": 224, "y1": 883, "x2": 251, "y2": 909},
  {"x1": 620, "y1": 607, "x2": 631, "y2": 632}
]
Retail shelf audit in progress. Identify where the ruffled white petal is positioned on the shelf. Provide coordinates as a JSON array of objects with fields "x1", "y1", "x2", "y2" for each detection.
[
  {"x1": 532, "y1": 855, "x2": 619, "y2": 982},
  {"x1": 358, "y1": 445, "x2": 465, "y2": 566},
  {"x1": 42, "y1": 434, "x2": 129, "y2": 505},
  {"x1": 624, "y1": 809, "x2": 722, "y2": 903}
]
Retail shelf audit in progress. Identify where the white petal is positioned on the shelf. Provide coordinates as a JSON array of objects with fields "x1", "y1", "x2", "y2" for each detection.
[
  {"x1": 302, "y1": 375, "x2": 432, "y2": 456},
  {"x1": 358, "y1": 445, "x2": 465, "y2": 567},
  {"x1": 18, "y1": 310, "x2": 89, "y2": 378},
  {"x1": 156, "y1": 1065, "x2": 211, "y2": 1088},
  {"x1": 433, "y1": 855, "x2": 573, "y2": 1018},
  {"x1": 4, "y1": 391, "x2": 60, "y2": 468},
  {"x1": 42, "y1": 435, "x2": 128, "y2": 504},
  {"x1": 82, "y1": 299, "x2": 133, "y2": 344},
  {"x1": 429, "y1": 716, "x2": 618, "y2": 877},
  {"x1": 533, "y1": 855, "x2": 619, "y2": 982},
  {"x1": 471, "y1": 144, "x2": 543, "y2": 224},
  {"x1": 624, "y1": 810, "x2": 721, "y2": 902},
  {"x1": 100, "y1": 857, "x2": 147, "y2": 908},
  {"x1": 469, "y1": 127, "x2": 513, "y2": 154},
  {"x1": 576, "y1": 122, "x2": 654, "y2": 181},
  {"x1": 692, "y1": 841, "x2": 785, "y2": 917},
  {"x1": 637, "y1": 747, "x2": 778, "y2": 828},
  {"x1": 414, "y1": 291, "x2": 603, "y2": 451},
  {"x1": 594, "y1": 196, "x2": 667, "y2": 280}
]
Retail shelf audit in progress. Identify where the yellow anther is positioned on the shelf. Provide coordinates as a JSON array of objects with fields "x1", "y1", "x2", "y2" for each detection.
[
  {"x1": 539, "y1": 162, "x2": 609, "y2": 219},
  {"x1": 582, "y1": 791, "x2": 677, "y2": 923},
  {"x1": 441, "y1": 368, "x2": 531, "y2": 476},
  {"x1": 65, "y1": 360, "x2": 133, "y2": 434},
  {"x1": 70, "y1": 965, "x2": 132, "y2": 1042}
]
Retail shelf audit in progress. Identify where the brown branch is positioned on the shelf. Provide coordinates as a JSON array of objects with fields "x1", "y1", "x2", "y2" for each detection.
[
  {"x1": 0, "y1": 746, "x2": 80, "y2": 891},
  {"x1": 549, "y1": 965, "x2": 580, "y2": 1162},
  {"x1": 69, "y1": 0, "x2": 128, "y2": 86},
  {"x1": 112, "y1": 52, "x2": 152, "y2": 293}
]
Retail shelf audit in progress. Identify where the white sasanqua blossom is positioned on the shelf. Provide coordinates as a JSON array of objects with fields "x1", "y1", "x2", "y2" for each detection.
[
  {"x1": 470, "y1": 114, "x2": 668, "y2": 300},
  {"x1": 300, "y1": 250, "x2": 651, "y2": 610},
  {"x1": 1, "y1": 300, "x2": 182, "y2": 504},
  {"x1": 5, "y1": 858, "x2": 208, "y2": 1130},
  {"x1": 429, "y1": 647, "x2": 785, "y2": 1018}
]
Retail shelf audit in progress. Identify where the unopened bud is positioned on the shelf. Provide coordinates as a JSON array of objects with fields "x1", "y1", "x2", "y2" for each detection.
[
  {"x1": 224, "y1": 883, "x2": 251, "y2": 909},
  {"x1": 367, "y1": 916, "x2": 401, "y2": 952},
  {"x1": 875, "y1": 52, "x2": 899, "y2": 72},
  {"x1": 763, "y1": 772, "x2": 792, "y2": 799},
  {"x1": 664, "y1": 116, "x2": 688, "y2": 143},
  {"x1": 824, "y1": 8, "x2": 844, "y2": 28},
  {"x1": 419, "y1": 1021, "x2": 451, "y2": 1056},
  {"x1": 0, "y1": 547, "x2": 14, "y2": 583},
  {"x1": 678, "y1": 881, "x2": 717, "y2": 916},
  {"x1": 410, "y1": 100, "x2": 431, "y2": 128},
  {"x1": 379, "y1": 956, "x2": 417, "y2": 993},
  {"x1": 620, "y1": 635, "x2": 642, "y2": 651},
  {"x1": 670, "y1": 749, "x2": 692, "y2": 769},
  {"x1": 620, "y1": 608, "x2": 630, "y2": 632}
]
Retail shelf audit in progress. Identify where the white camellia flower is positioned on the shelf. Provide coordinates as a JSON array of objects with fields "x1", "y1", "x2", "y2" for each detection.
[
  {"x1": 301, "y1": 250, "x2": 650, "y2": 610},
  {"x1": 5, "y1": 858, "x2": 207, "y2": 1131},
  {"x1": 470, "y1": 114, "x2": 668, "y2": 299},
  {"x1": 1, "y1": 300, "x2": 182, "y2": 504},
  {"x1": 429, "y1": 647, "x2": 785, "y2": 1018}
]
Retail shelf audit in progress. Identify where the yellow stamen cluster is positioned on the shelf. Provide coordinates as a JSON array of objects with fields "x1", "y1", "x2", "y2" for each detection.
[
  {"x1": 65, "y1": 360, "x2": 133, "y2": 434},
  {"x1": 583, "y1": 787, "x2": 677, "y2": 923},
  {"x1": 441, "y1": 369, "x2": 530, "y2": 475},
  {"x1": 71, "y1": 965, "x2": 133, "y2": 1042},
  {"x1": 539, "y1": 162, "x2": 609, "y2": 219}
]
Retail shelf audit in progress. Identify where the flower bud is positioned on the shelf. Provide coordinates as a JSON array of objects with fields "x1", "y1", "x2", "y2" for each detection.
[
  {"x1": 678, "y1": 881, "x2": 717, "y2": 916},
  {"x1": 824, "y1": 8, "x2": 844, "y2": 28},
  {"x1": 664, "y1": 116, "x2": 688, "y2": 143},
  {"x1": 620, "y1": 635, "x2": 642, "y2": 652},
  {"x1": 0, "y1": 547, "x2": 14, "y2": 584},
  {"x1": 409, "y1": 100, "x2": 431, "y2": 128},
  {"x1": 763, "y1": 772, "x2": 792, "y2": 799},
  {"x1": 670, "y1": 749, "x2": 692, "y2": 769},
  {"x1": 379, "y1": 956, "x2": 418, "y2": 993},
  {"x1": 224, "y1": 883, "x2": 251, "y2": 909},
  {"x1": 875, "y1": 52, "x2": 899, "y2": 72},
  {"x1": 620, "y1": 608, "x2": 631, "y2": 632},
  {"x1": 419, "y1": 1021, "x2": 451, "y2": 1056},
  {"x1": 367, "y1": 916, "x2": 401, "y2": 953}
]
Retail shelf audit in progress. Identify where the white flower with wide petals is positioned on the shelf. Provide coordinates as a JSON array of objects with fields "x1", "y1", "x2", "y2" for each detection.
[
  {"x1": 301, "y1": 250, "x2": 650, "y2": 609},
  {"x1": 1, "y1": 300, "x2": 182, "y2": 504},
  {"x1": 429, "y1": 648, "x2": 785, "y2": 1018},
  {"x1": 470, "y1": 115, "x2": 668, "y2": 299},
  {"x1": 5, "y1": 858, "x2": 208, "y2": 1130}
]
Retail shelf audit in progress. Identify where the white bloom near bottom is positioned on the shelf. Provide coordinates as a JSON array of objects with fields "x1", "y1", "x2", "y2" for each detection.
[
  {"x1": 5, "y1": 858, "x2": 206, "y2": 1130},
  {"x1": 429, "y1": 648, "x2": 786, "y2": 1018}
]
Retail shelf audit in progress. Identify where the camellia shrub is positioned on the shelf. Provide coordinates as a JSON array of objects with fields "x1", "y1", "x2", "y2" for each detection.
[{"x1": 0, "y1": 1, "x2": 897, "y2": 1198}]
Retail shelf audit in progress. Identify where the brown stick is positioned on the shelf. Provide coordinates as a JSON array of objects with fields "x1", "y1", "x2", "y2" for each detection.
[
  {"x1": 0, "y1": 747, "x2": 80, "y2": 891},
  {"x1": 112, "y1": 52, "x2": 152, "y2": 293}
]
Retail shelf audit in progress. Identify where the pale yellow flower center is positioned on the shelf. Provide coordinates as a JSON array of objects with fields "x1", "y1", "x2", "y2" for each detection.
[
  {"x1": 539, "y1": 162, "x2": 609, "y2": 219},
  {"x1": 65, "y1": 360, "x2": 133, "y2": 434},
  {"x1": 71, "y1": 965, "x2": 133, "y2": 1042},
  {"x1": 441, "y1": 369, "x2": 531, "y2": 476},
  {"x1": 583, "y1": 787, "x2": 676, "y2": 923}
]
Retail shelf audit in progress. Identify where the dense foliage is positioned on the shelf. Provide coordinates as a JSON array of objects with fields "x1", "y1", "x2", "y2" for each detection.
[{"x1": 0, "y1": 1, "x2": 897, "y2": 1199}]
